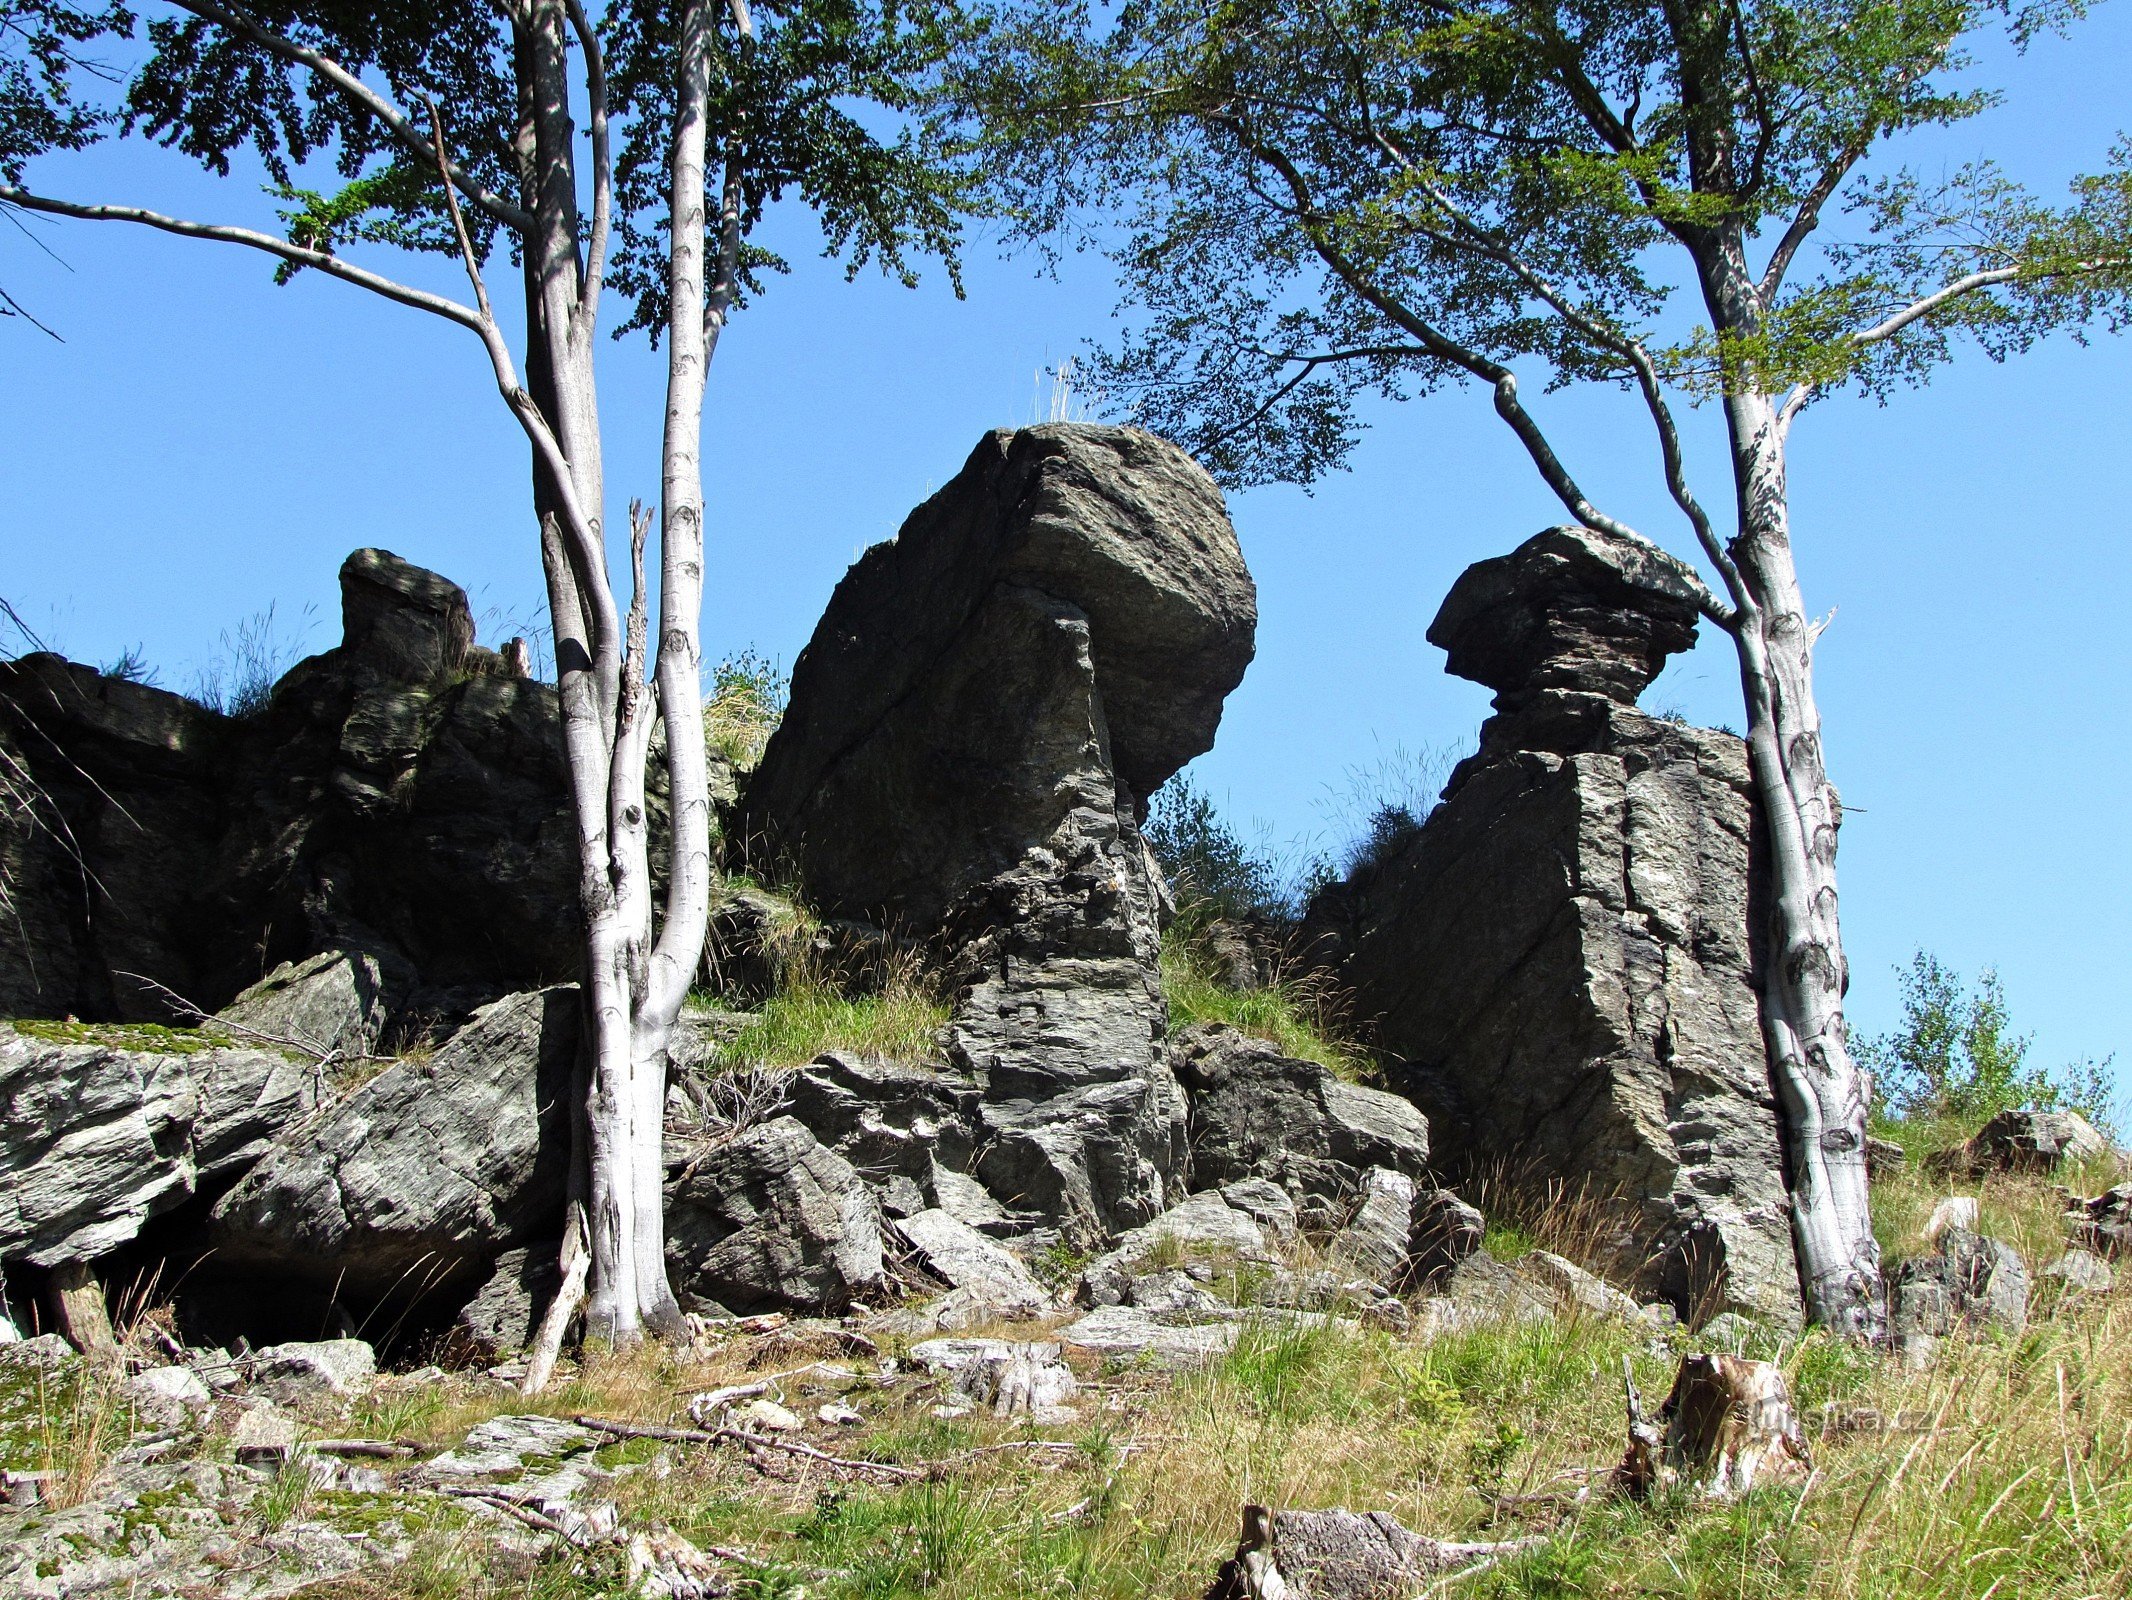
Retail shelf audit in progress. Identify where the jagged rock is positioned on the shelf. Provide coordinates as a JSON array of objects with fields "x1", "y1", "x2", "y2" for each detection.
[
  {"x1": 1301, "y1": 527, "x2": 1800, "y2": 1329},
  {"x1": 209, "y1": 987, "x2": 576, "y2": 1300},
  {"x1": 665, "y1": 1116, "x2": 884, "y2": 1315},
  {"x1": 1435, "y1": 1252, "x2": 1557, "y2": 1325},
  {"x1": 1517, "y1": 1250, "x2": 1644, "y2": 1321},
  {"x1": 230, "y1": 1400, "x2": 301, "y2": 1465},
  {"x1": 893, "y1": 1209, "x2": 1051, "y2": 1322},
  {"x1": 245, "y1": 1338, "x2": 376, "y2": 1404},
  {"x1": 1078, "y1": 1191, "x2": 1267, "y2": 1306},
  {"x1": 1867, "y1": 1137, "x2": 1907, "y2": 1176},
  {"x1": 450, "y1": 1245, "x2": 561, "y2": 1363},
  {"x1": 1220, "y1": 1178, "x2": 1300, "y2": 1242},
  {"x1": 1407, "y1": 1189, "x2": 1486, "y2": 1284},
  {"x1": 0, "y1": 1028, "x2": 324, "y2": 1266},
  {"x1": 425, "y1": 1413, "x2": 595, "y2": 1478},
  {"x1": 1124, "y1": 1268, "x2": 1229, "y2": 1316},
  {"x1": 1931, "y1": 1109, "x2": 2113, "y2": 1176},
  {"x1": 1057, "y1": 1304, "x2": 1244, "y2": 1366},
  {"x1": 1892, "y1": 1227, "x2": 2029, "y2": 1365},
  {"x1": 1328, "y1": 1169, "x2": 1415, "y2": 1287},
  {"x1": 125, "y1": 1365, "x2": 212, "y2": 1428},
  {"x1": 739, "y1": 426, "x2": 1256, "y2": 1245},
  {"x1": 0, "y1": 548, "x2": 583, "y2": 1025},
  {"x1": 0, "y1": 1333, "x2": 76, "y2": 1370},
  {"x1": 783, "y1": 1053, "x2": 983, "y2": 1195},
  {"x1": 214, "y1": 945, "x2": 417, "y2": 1058},
  {"x1": 2040, "y1": 1249, "x2": 2113, "y2": 1295},
  {"x1": 1171, "y1": 1025, "x2": 1430, "y2": 1205},
  {"x1": 2065, "y1": 1184, "x2": 2132, "y2": 1258}
]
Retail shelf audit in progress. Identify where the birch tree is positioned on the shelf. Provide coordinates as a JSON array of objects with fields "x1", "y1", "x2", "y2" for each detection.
[
  {"x1": 2, "y1": 0, "x2": 964, "y2": 1351},
  {"x1": 962, "y1": 0, "x2": 2132, "y2": 1335}
]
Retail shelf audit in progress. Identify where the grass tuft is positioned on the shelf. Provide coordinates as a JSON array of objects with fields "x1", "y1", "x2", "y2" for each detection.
[{"x1": 1159, "y1": 933, "x2": 1370, "y2": 1083}]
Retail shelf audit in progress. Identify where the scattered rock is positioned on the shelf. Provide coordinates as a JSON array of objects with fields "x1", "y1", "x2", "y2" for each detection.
[
  {"x1": 424, "y1": 1413, "x2": 595, "y2": 1478},
  {"x1": 1407, "y1": 1189, "x2": 1486, "y2": 1284},
  {"x1": 1219, "y1": 1178, "x2": 1300, "y2": 1241},
  {"x1": 1892, "y1": 1227, "x2": 2030, "y2": 1366},
  {"x1": 1123, "y1": 1268, "x2": 1229, "y2": 1317},
  {"x1": 1056, "y1": 1305, "x2": 1243, "y2": 1367},
  {"x1": 1328, "y1": 1168, "x2": 1416, "y2": 1287},
  {"x1": 626, "y1": 1526, "x2": 730, "y2": 1600},
  {"x1": 1172, "y1": 1025, "x2": 1429, "y2": 1205},
  {"x1": 1923, "y1": 1196, "x2": 1979, "y2": 1246},
  {"x1": 124, "y1": 1364, "x2": 213, "y2": 1428},
  {"x1": 1516, "y1": 1251, "x2": 1643, "y2": 1322},
  {"x1": 2040, "y1": 1249, "x2": 2113, "y2": 1296},
  {"x1": 1931, "y1": 1109, "x2": 2113, "y2": 1176},
  {"x1": 1078, "y1": 1191, "x2": 1267, "y2": 1306},
  {"x1": 0, "y1": 1332, "x2": 78, "y2": 1370},
  {"x1": 735, "y1": 1399, "x2": 804, "y2": 1433},
  {"x1": 819, "y1": 1402, "x2": 863, "y2": 1427},
  {"x1": 2064, "y1": 1183, "x2": 2132, "y2": 1258},
  {"x1": 246, "y1": 1338, "x2": 377, "y2": 1404},
  {"x1": 1300, "y1": 526, "x2": 1802, "y2": 1329},
  {"x1": 894, "y1": 1208, "x2": 1052, "y2": 1324},
  {"x1": 1867, "y1": 1137, "x2": 1908, "y2": 1176},
  {"x1": 665, "y1": 1116, "x2": 884, "y2": 1315},
  {"x1": 230, "y1": 1401, "x2": 301, "y2": 1466}
]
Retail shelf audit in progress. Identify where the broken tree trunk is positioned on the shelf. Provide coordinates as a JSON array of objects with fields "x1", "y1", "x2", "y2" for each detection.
[
  {"x1": 1613, "y1": 1353, "x2": 1811, "y2": 1500},
  {"x1": 46, "y1": 1261, "x2": 118, "y2": 1359},
  {"x1": 1204, "y1": 1504, "x2": 1540, "y2": 1600}
]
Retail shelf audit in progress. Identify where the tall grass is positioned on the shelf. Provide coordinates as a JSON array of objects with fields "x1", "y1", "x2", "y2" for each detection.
[{"x1": 1159, "y1": 933, "x2": 1370, "y2": 1083}]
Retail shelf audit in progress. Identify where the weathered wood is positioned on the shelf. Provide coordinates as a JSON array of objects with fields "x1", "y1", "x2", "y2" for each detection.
[
  {"x1": 1204, "y1": 1504, "x2": 1540, "y2": 1600},
  {"x1": 46, "y1": 1261, "x2": 117, "y2": 1359},
  {"x1": 1614, "y1": 1353, "x2": 1811, "y2": 1500}
]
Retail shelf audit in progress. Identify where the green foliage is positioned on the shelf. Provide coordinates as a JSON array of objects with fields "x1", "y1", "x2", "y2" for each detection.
[
  {"x1": 955, "y1": 0, "x2": 2132, "y2": 501},
  {"x1": 1143, "y1": 776, "x2": 1288, "y2": 928},
  {"x1": 0, "y1": 3, "x2": 128, "y2": 188},
  {"x1": 1859, "y1": 950, "x2": 2119, "y2": 1135},
  {"x1": 704, "y1": 649, "x2": 789, "y2": 770}
]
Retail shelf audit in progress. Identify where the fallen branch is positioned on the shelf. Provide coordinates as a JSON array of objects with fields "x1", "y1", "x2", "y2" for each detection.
[
  {"x1": 431, "y1": 1483, "x2": 576, "y2": 1539},
  {"x1": 310, "y1": 1438, "x2": 420, "y2": 1459},
  {"x1": 574, "y1": 1415, "x2": 1087, "y2": 1483}
]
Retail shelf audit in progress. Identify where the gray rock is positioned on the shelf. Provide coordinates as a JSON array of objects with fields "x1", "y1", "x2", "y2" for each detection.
[
  {"x1": 1300, "y1": 527, "x2": 1801, "y2": 1329},
  {"x1": 1220, "y1": 1177, "x2": 1300, "y2": 1241},
  {"x1": 1328, "y1": 1169, "x2": 1416, "y2": 1288},
  {"x1": 894, "y1": 1209, "x2": 1051, "y2": 1320},
  {"x1": 2041, "y1": 1248, "x2": 2114, "y2": 1296},
  {"x1": 2065, "y1": 1183, "x2": 2132, "y2": 1259},
  {"x1": 1124, "y1": 1269, "x2": 1228, "y2": 1317},
  {"x1": 340, "y1": 546, "x2": 477, "y2": 683},
  {"x1": 209, "y1": 987, "x2": 577, "y2": 1297},
  {"x1": 451, "y1": 1245, "x2": 561, "y2": 1363},
  {"x1": 665, "y1": 1116, "x2": 884, "y2": 1315},
  {"x1": 230, "y1": 1401, "x2": 301, "y2": 1466},
  {"x1": 738, "y1": 427, "x2": 1256, "y2": 1246},
  {"x1": 1893, "y1": 1228, "x2": 2029, "y2": 1363},
  {"x1": 1437, "y1": 1253, "x2": 1556, "y2": 1325},
  {"x1": 1516, "y1": 1251, "x2": 1643, "y2": 1322},
  {"x1": 214, "y1": 945, "x2": 417, "y2": 1059},
  {"x1": 1056, "y1": 1305, "x2": 1243, "y2": 1367},
  {"x1": 0, "y1": 1028, "x2": 324, "y2": 1265},
  {"x1": 783, "y1": 1053, "x2": 983, "y2": 1192},
  {"x1": 1172, "y1": 1025, "x2": 1430, "y2": 1201},
  {"x1": 0, "y1": 1332, "x2": 77, "y2": 1370},
  {"x1": 1407, "y1": 1189, "x2": 1486, "y2": 1284},
  {"x1": 1078, "y1": 1191, "x2": 1268, "y2": 1305},
  {"x1": 425, "y1": 1413, "x2": 595, "y2": 1478},
  {"x1": 246, "y1": 1338, "x2": 376, "y2": 1403},
  {"x1": 736, "y1": 1398, "x2": 804, "y2": 1432},
  {"x1": 125, "y1": 1365, "x2": 212, "y2": 1429},
  {"x1": 1933, "y1": 1109, "x2": 2114, "y2": 1176}
]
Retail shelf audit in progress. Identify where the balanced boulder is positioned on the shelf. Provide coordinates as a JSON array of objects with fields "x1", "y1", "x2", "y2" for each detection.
[{"x1": 1302, "y1": 526, "x2": 1800, "y2": 1328}]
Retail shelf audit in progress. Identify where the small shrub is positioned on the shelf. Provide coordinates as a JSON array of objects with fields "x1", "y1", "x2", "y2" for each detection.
[
  {"x1": 704, "y1": 649, "x2": 788, "y2": 770},
  {"x1": 1144, "y1": 776, "x2": 1290, "y2": 929},
  {"x1": 1860, "y1": 950, "x2": 2119, "y2": 1136}
]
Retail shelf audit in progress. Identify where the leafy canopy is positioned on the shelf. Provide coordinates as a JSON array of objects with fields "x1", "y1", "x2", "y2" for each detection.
[{"x1": 959, "y1": 0, "x2": 2132, "y2": 491}]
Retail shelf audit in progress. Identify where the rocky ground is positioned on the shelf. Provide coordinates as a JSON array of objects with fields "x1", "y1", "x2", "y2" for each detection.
[{"x1": 3, "y1": 1128, "x2": 2127, "y2": 1600}]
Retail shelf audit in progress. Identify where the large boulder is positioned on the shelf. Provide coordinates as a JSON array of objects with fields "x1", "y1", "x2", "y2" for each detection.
[
  {"x1": 1931, "y1": 1108, "x2": 2113, "y2": 1176},
  {"x1": 1302, "y1": 527, "x2": 1800, "y2": 1328},
  {"x1": 0, "y1": 1025, "x2": 325, "y2": 1266},
  {"x1": 208, "y1": 987, "x2": 577, "y2": 1299},
  {"x1": 1171, "y1": 1023, "x2": 1430, "y2": 1208},
  {"x1": 739, "y1": 426, "x2": 1257, "y2": 1247},
  {"x1": 0, "y1": 548, "x2": 583, "y2": 1026},
  {"x1": 664, "y1": 1116, "x2": 885, "y2": 1314}
]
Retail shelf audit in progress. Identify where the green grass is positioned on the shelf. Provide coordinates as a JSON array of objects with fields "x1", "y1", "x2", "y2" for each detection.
[
  {"x1": 10, "y1": 1017, "x2": 242, "y2": 1054},
  {"x1": 713, "y1": 977, "x2": 950, "y2": 1070},
  {"x1": 1159, "y1": 936, "x2": 1370, "y2": 1082}
]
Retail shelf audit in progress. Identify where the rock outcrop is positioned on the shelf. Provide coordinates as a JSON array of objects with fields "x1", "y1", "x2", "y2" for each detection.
[
  {"x1": 739, "y1": 425, "x2": 1257, "y2": 1246},
  {"x1": 1302, "y1": 526, "x2": 1799, "y2": 1327},
  {"x1": 0, "y1": 1026, "x2": 325, "y2": 1266},
  {"x1": 0, "y1": 548, "x2": 582, "y2": 1027},
  {"x1": 1931, "y1": 1108, "x2": 2113, "y2": 1176}
]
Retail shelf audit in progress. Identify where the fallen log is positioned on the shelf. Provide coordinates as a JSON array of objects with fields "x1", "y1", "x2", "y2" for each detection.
[
  {"x1": 1204, "y1": 1504, "x2": 1541, "y2": 1600},
  {"x1": 1613, "y1": 1353, "x2": 1810, "y2": 1500}
]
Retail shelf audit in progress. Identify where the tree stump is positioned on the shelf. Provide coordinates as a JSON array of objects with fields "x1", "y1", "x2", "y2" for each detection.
[
  {"x1": 45, "y1": 1261, "x2": 118, "y2": 1360},
  {"x1": 1204, "y1": 1504, "x2": 1539, "y2": 1600},
  {"x1": 1613, "y1": 1353, "x2": 1810, "y2": 1499}
]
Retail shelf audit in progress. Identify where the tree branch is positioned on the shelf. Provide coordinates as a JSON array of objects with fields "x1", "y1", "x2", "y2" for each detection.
[
  {"x1": 173, "y1": 0, "x2": 531, "y2": 234},
  {"x1": 565, "y1": 0, "x2": 610, "y2": 332},
  {"x1": 1758, "y1": 136, "x2": 1872, "y2": 303}
]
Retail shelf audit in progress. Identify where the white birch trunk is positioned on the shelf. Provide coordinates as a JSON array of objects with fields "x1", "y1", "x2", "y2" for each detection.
[{"x1": 1721, "y1": 391, "x2": 1883, "y2": 1339}]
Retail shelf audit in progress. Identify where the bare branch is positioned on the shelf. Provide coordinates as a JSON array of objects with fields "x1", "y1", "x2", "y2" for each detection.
[
  {"x1": 565, "y1": 0, "x2": 611, "y2": 330},
  {"x1": 1758, "y1": 135, "x2": 1872, "y2": 303},
  {"x1": 173, "y1": 0, "x2": 531, "y2": 233}
]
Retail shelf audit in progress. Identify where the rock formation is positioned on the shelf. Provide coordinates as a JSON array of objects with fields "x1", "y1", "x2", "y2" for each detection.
[
  {"x1": 1302, "y1": 526, "x2": 1800, "y2": 1328},
  {"x1": 0, "y1": 548, "x2": 583, "y2": 1027},
  {"x1": 739, "y1": 424, "x2": 1258, "y2": 1246}
]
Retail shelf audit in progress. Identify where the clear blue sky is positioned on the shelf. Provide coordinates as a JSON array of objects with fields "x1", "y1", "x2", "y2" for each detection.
[{"x1": 4, "y1": 9, "x2": 2128, "y2": 1095}]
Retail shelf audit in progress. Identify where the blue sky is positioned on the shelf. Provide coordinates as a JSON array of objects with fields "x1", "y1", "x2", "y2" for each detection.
[{"x1": 4, "y1": 8, "x2": 2129, "y2": 1093}]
